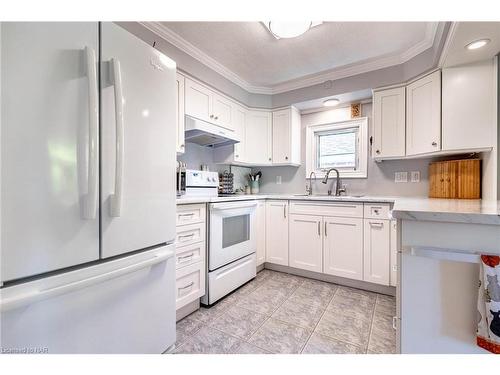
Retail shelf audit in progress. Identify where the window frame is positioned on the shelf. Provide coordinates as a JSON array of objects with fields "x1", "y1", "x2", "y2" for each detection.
[{"x1": 306, "y1": 117, "x2": 368, "y2": 179}]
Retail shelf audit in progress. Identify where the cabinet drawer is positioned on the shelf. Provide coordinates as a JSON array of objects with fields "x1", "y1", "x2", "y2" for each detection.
[
  {"x1": 364, "y1": 203, "x2": 391, "y2": 220},
  {"x1": 176, "y1": 204, "x2": 206, "y2": 226},
  {"x1": 176, "y1": 261, "x2": 205, "y2": 310},
  {"x1": 175, "y1": 222, "x2": 205, "y2": 247},
  {"x1": 176, "y1": 241, "x2": 205, "y2": 270},
  {"x1": 289, "y1": 201, "x2": 363, "y2": 218}
]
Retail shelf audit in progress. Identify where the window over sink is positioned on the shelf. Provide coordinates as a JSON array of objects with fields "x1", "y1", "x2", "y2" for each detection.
[{"x1": 306, "y1": 117, "x2": 368, "y2": 179}]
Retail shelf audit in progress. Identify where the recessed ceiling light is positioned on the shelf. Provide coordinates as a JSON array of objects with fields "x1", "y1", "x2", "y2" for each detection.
[
  {"x1": 323, "y1": 98, "x2": 340, "y2": 107},
  {"x1": 465, "y1": 39, "x2": 491, "y2": 50},
  {"x1": 264, "y1": 21, "x2": 323, "y2": 40}
]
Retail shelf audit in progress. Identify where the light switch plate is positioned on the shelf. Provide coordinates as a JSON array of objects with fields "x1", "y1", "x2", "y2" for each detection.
[
  {"x1": 395, "y1": 172, "x2": 408, "y2": 183},
  {"x1": 276, "y1": 176, "x2": 282, "y2": 185},
  {"x1": 410, "y1": 171, "x2": 420, "y2": 183}
]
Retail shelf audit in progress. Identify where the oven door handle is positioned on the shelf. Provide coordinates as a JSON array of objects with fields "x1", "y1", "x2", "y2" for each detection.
[{"x1": 210, "y1": 201, "x2": 258, "y2": 211}]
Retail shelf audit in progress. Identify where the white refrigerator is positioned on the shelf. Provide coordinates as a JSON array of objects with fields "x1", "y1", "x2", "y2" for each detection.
[{"x1": 0, "y1": 22, "x2": 177, "y2": 353}]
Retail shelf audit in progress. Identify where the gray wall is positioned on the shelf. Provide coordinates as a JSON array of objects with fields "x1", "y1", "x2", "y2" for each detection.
[{"x1": 253, "y1": 103, "x2": 433, "y2": 197}]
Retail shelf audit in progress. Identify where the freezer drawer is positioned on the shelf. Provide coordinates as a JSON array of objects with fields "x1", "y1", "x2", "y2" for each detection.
[{"x1": 0, "y1": 245, "x2": 176, "y2": 354}]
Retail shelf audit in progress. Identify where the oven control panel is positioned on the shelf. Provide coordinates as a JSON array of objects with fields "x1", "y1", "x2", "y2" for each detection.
[{"x1": 186, "y1": 169, "x2": 219, "y2": 188}]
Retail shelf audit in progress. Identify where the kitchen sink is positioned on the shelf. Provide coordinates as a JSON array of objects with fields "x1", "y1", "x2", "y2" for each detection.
[{"x1": 293, "y1": 194, "x2": 365, "y2": 198}]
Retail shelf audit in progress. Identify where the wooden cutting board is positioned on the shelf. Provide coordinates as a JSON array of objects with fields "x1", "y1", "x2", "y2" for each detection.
[{"x1": 429, "y1": 159, "x2": 480, "y2": 199}]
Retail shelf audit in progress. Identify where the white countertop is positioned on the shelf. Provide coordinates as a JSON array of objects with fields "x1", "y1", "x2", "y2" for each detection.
[{"x1": 177, "y1": 194, "x2": 500, "y2": 225}]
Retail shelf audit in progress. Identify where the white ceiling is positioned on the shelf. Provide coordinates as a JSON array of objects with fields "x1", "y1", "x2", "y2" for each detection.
[
  {"x1": 440, "y1": 22, "x2": 500, "y2": 67},
  {"x1": 149, "y1": 21, "x2": 439, "y2": 94}
]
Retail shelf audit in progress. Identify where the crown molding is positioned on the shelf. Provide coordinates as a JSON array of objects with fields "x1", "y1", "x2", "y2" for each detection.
[
  {"x1": 437, "y1": 22, "x2": 459, "y2": 68},
  {"x1": 142, "y1": 21, "x2": 440, "y2": 96}
]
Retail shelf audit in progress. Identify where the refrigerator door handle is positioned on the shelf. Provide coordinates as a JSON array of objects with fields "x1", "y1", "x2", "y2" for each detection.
[
  {"x1": 83, "y1": 46, "x2": 99, "y2": 220},
  {"x1": 0, "y1": 248, "x2": 175, "y2": 312},
  {"x1": 109, "y1": 58, "x2": 124, "y2": 217}
]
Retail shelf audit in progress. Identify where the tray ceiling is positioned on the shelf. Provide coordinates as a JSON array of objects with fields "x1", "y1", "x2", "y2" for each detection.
[{"x1": 146, "y1": 22, "x2": 439, "y2": 94}]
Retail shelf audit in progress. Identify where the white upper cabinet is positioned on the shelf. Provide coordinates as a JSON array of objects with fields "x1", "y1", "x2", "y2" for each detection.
[
  {"x1": 176, "y1": 72, "x2": 185, "y2": 154},
  {"x1": 272, "y1": 106, "x2": 301, "y2": 166},
  {"x1": 442, "y1": 59, "x2": 497, "y2": 151},
  {"x1": 212, "y1": 92, "x2": 233, "y2": 130},
  {"x1": 232, "y1": 104, "x2": 247, "y2": 163},
  {"x1": 185, "y1": 78, "x2": 212, "y2": 123},
  {"x1": 372, "y1": 86, "x2": 405, "y2": 158},
  {"x1": 184, "y1": 78, "x2": 234, "y2": 131},
  {"x1": 406, "y1": 70, "x2": 441, "y2": 156},
  {"x1": 246, "y1": 110, "x2": 272, "y2": 165}
]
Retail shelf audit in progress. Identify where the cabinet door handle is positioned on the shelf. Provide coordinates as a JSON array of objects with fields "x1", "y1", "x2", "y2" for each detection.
[
  {"x1": 375, "y1": 149, "x2": 380, "y2": 154},
  {"x1": 269, "y1": 157, "x2": 272, "y2": 161},
  {"x1": 283, "y1": 205, "x2": 286, "y2": 219},
  {"x1": 317, "y1": 221, "x2": 321, "y2": 236},
  {"x1": 432, "y1": 141, "x2": 438, "y2": 146},
  {"x1": 324, "y1": 221, "x2": 327, "y2": 237},
  {"x1": 210, "y1": 114, "x2": 214, "y2": 119},
  {"x1": 214, "y1": 116, "x2": 218, "y2": 120},
  {"x1": 392, "y1": 316, "x2": 398, "y2": 330},
  {"x1": 285, "y1": 156, "x2": 289, "y2": 160}
]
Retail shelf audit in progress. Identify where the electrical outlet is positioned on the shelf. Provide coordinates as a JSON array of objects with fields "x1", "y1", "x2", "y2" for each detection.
[
  {"x1": 410, "y1": 171, "x2": 420, "y2": 183},
  {"x1": 276, "y1": 176, "x2": 282, "y2": 185},
  {"x1": 394, "y1": 172, "x2": 408, "y2": 183}
]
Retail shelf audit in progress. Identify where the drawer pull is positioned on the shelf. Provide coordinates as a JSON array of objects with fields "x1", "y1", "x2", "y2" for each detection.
[
  {"x1": 178, "y1": 233, "x2": 195, "y2": 241},
  {"x1": 178, "y1": 281, "x2": 194, "y2": 293},
  {"x1": 392, "y1": 316, "x2": 397, "y2": 330},
  {"x1": 370, "y1": 222, "x2": 384, "y2": 228},
  {"x1": 179, "y1": 213, "x2": 195, "y2": 218},
  {"x1": 178, "y1": 253, "x2": 194, "y2": 263},
  {"x1": 373, "y1": 209, "x2": 380, "y2": 214}
]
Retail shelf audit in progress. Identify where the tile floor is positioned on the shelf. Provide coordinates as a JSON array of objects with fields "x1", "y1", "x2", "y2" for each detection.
[{"x1": 171, "y1": 269, "x2": 397, "y2": 354}]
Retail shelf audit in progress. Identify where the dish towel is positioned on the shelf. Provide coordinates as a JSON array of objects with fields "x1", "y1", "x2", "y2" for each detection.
[{"x1": 477, "y1": 255, "x2": 500, "y2": 353}]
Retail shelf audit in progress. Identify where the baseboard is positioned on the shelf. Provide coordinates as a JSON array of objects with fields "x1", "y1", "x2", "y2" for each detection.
[
  {"x1": 256, "y1": 263, "x2": 265, "y2": 272},
  {"x1": 176, "y1": 299, "x2": 200, "y2": 322},
  {"x1": 264, "y1": 263, "x2": 396, "y2": 296}
]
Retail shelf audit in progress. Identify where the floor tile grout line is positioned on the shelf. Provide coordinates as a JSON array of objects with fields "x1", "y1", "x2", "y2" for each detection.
[
  {"x1": 365, "y1": 293, "x2": 380, "y2": 353},
  {"x1": 307, "y1": 287, "x2": 375, "y2": 352},
  {"x1": 299, "y1": 285, "x2": 338, "y2": 353}
]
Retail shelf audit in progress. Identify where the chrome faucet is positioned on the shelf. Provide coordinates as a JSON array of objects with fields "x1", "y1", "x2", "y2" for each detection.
[
  {"x1": 322, "y1": 168, "x2": 346, "y2": 196},
  {"x1": 307, "y1": 171, "x2": 316, "y2": 195}
]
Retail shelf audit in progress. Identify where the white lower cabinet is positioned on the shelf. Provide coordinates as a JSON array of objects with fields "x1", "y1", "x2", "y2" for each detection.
[
  {"x1": 390, "y1": 219, "x2": 398, "y2": 287},
  {"x1": 175, "y1": 203, "x2": 206, "y2": 311},
  {"x1": 323, "y1": 217, "x2": 364, "y2": 280},
  {"x1": 256, "y1": 200, "x2": 266, "y2": 266},
  {"x1": 289, "y1": 214, "x2": 323, "y2": 272},
  {"x1": 363, "y1": 219, "x2": 390, "y2": 285},
  {"x1": 265, "y1": 200, "x2": 289, "y2": 266}
]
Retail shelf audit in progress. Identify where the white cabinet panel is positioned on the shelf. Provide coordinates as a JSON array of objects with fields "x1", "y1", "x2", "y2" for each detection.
[
  {"x1": 265, "y1": 200, "x2": 289, "y2": 266},
  {"x1": 175, "y1": 261, "x2": 205, "y2": 309},
  {"x1": 272, "y1": 107, "x2": 301, "y2": 165},
  {"x1": 256, "y1": 200, "x2": 267, "y2": 266},
  {"x1": 442, "y1": 59, "x2": 496, "y2": 151},
  {"x1": 246, "y1": 110, "x2": 272, "y2": 165},
  {"x1": 176, "y1": 72, "x2": 185, "y2": 154},
  {"x1": 289, "y1": 214, "x2": 323, "y2": 272},
  {"x1": 363, "y1": 219, "x2": 390, "y2": 285},
  {"x1": 100, "y1": 22, "x2": 177, "y2": 258},
  {"x1": 185, "y1": 78, "x2": 212, "y2": 123},
  {"x1": 373, "y1": 87, "x2": 406, "y2": 158},
  {"x1": 233, "y1": 104, "x2": 247, "y2": 163},
  {"x1": 1, "y1": 22, "x2": 100, "y2": 281},
  {"x1": 323, "y1": 217, "x2": 363, "y2": 280},
  {"x1": 212, "y1": 92, "x2": 233, "y2": 131},
  {"x1": 406, "y1": 70, "x2": 441, "y2": 156},
  {"x1": 390, "y1": 220, "x2": 398, "y2": 287}
]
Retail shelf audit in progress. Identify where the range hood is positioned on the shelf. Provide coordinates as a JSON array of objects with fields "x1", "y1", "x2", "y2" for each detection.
[{"x1": 184, "y1": 115, "x2": 240, "y2": 147}]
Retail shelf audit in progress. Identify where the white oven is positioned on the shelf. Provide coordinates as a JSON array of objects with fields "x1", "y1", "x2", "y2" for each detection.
[
  {"x1": 202, "y1": 200, "x2": 257, "y2": 305},
  {"x1": 209, "y1": 201, "x2": 257, "y2": 270}
]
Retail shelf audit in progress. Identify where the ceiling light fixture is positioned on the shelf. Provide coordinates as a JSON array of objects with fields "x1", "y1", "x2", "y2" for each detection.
[
  {"x1": 323, "y1": 98, "x2": 340, "y2": 107},
  {"x1": 264, "y1": 21, "x2": 323, "y2": 40},
  {"x1": 465, "y1": 39, "x2": 491, "y2": 50}
]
